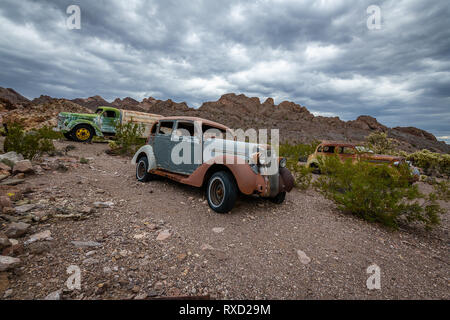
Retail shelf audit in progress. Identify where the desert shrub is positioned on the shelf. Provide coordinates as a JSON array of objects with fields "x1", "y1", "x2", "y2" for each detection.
[
  {"x1": 405, "y1": 149, "x2": 450, "y2": 176},
  {"x1": 286, "y1": 160, "x2": 313, "y2": 190},
  {"x1": 279, "y1": 141, "x2": 320, "y2": 162},
  {"x1": 108, "y1": 122, "x2": 146, "y2": 155},
  {"x1": 3, "y1": 122, "x2": 55, "y2": 159},
  {"x1": 365, "y1": 132, "x2": 395, "y2": 155},
  {"x1": 314, "y1": 155, "x2": 447, "y2": 230}
]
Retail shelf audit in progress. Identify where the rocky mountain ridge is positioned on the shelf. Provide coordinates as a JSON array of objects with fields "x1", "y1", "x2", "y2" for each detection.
[{"x1": 0, "y1": 88, "x2": 448, "y2": 153}]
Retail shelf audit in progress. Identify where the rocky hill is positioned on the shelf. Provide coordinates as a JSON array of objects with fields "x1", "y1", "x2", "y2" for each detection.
[{"x1": 0, "y1": 87, "x2": 448, "y2": 153}]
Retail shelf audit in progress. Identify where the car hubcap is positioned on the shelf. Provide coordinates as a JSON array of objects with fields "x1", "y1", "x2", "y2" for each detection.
[
  {"x1": 76, "y1": 128, "x2": 90, "y2": 140},
  {"x1": 137, "y1": 160, "x2": 146, "y2": 179},
  {"x1": 209, "y1": 177, "x2": 225, "y2": 207}
]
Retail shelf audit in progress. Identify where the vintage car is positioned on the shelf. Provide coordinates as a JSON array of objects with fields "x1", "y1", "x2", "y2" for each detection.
[
  {"x1": 132, "y1": 116, "x2": 295, "y2": 213},
  {"x1": 306, "y1": 140, "x2": 420, "y2": 179},
  {"x1": 55, "y1": 106, "x2": 162, "y2": 142}
]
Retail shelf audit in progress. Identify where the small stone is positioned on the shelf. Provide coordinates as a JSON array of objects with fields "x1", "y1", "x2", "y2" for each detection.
[
  {"x1": 3, "y1": 289, "x2": 13, "y2": 298},
  {"x1": 212, "y1": 227, "x2": 225, "y2": 233},
  {"x1": 28, "y1": 242, "x2": 51, "y2": 255},
  {"x1": 103, "y1": 266, "x2": 112, "y2": 274},
  {"x1": 0, "y1": 196, "x2": 12, "y2": 209},
  {"x1": 93, "y1": 201, "x2": 114, "y2": 208},
  {"x1": 296, "y1": 250, "x2": 311, "y2": 265},
  {"x1": 82, "y1": 258, "x2": 99, "y2": 265},
  {"x1": 0, "y1": 255, "x2": 21, "y2": 271},
  {"x1": 15, "y1": 204, "x2": 37, "y2": 215},
  {"x1": 5, "y1": 222, "x2": 30, "y2": 238},
  {"x1": 0, "y1": 234, "x2": 11, "y2": 250},
  {"x1": 177, "y1": 253, "x2": 187, "y2": 261},
  {"x1": 45, "y1": 289, "x2": 62, "y2": 300},
  {"x1": 71, "y1": 241, "x2": 102, "y2": 248},
  {"x1": 12, "y1": 160, "x2": 34, "y2": 174},
  {"x1": 200, "y1": 244, "x2": 214, "y2": 251},
  {"x1": 134, "y1": 293, "x2": 147, "y2": 300},
  {"x1": 25, "y1": 230, "x2": 51, "y2": 244},
  {"x1": 154, "y1": 281, "x2": 164, "y2": 291},
  {"x1": 156, "y1": 229, "x2": 171, "y2": 241},
  {"x1": 131, "y1": 285, "x2": 140, "y2": 293}
]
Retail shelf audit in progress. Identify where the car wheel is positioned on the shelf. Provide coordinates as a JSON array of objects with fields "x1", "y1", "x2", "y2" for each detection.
[
  {"x1": 310, "y1": 163, "x2": 320, "y2": 174},
  {"x1": 72, "y1": 124, "x2": 94, "y2": 143},
  {"x1": 136, "y1": 156, "x2": 153, "y2": 182},
  {"x1": 269, "y1": 192, "x2": 286, "y2": 204},
  {"x1": 206, "y1": 171, "x2": 238, "y2": 213}
]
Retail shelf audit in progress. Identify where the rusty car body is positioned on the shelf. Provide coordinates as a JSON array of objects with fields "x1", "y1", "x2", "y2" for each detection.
[
  {"x1": 131, "y1": 116, "x2": 294, "y2": 213},
  {"x1": 306, "y1": 140, "x2": 420, "y2": 180}
]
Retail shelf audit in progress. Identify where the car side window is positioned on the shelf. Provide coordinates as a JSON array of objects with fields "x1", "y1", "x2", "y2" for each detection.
[
  {"x1": 317, "y1": 146, "x2": 323, "y2": 152},
  {"x1": 322, "y1": 146, "x2": 335, "y2": 153},
  {"x1": 174, "y1": 121, "x2": 195, "y2": 137},
  {"x1": 158, "y1": 121, "x2": 174, "y2": 135},
  {"x1": 104, "y1": 110, "x2": 116, "y2": 118},
  {"x1": 340, "y1": 147, "x2": 356, "y2": 154}
]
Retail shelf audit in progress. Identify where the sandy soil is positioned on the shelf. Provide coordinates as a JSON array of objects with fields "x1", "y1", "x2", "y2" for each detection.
[{"x1": 1, "y1": 140, "x2": 449, "y2": 300}]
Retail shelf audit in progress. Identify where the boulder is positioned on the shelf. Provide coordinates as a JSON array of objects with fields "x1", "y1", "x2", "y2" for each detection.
[
  {"x1": 0, "y1": 234, "x2": 11, "y2": 250},
  {"x1": 5, "y1": 222, "x2": 30, "y2": 238},
  {"x1": 0, "y1": 196, "x2": 12, "y2": 209},
  {"x1": 0, "y1": 255, "x2": 21, "y2": 272},
  {"x1": 12, "y1": 160, "x2": 34, "y2": 174},
  {"x1": 0, "y1": 152, "x2": 24, "y2": 166}
]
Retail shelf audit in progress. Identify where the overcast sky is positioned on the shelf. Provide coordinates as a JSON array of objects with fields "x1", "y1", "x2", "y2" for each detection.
[{"x1": 0, "y1": 0, "x2": 449, "y2": 142}]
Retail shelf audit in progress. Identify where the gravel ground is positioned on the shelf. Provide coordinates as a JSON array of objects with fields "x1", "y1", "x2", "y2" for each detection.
[{"x1": 1, "y1": 140, "x2": 449, "y2": 300}]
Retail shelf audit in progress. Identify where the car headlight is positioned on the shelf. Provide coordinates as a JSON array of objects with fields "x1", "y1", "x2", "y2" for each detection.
[{"x1": 279, "y1": 157, "x2": 287, "y2": 168}]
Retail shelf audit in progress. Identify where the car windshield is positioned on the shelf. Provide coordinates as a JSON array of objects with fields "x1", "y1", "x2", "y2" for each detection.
[
  {"x1": 355, "y1": 146, "x2": 374, "y2": 153},
  {"x1": 95, "y1": 109, "x2": 103, "y2": 114}
]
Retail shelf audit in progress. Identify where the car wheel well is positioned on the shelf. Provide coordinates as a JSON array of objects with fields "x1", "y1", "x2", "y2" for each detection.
[
  {"x1": 136, "y1": 152, "x2": 147, "y2": 162},
  {"x1": 203, "y1": 164, "x2": 236, "y2": 188}
]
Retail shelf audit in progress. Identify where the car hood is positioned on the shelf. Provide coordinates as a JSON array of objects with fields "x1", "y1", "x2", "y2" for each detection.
[{"x1": 59, "y1": 112, "x2": 98, "y2": 120}]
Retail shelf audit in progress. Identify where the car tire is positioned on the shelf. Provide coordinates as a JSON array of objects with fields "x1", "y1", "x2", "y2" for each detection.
[
  {"x1": 269, "y1": 192, "x2": 286, "y2": 204},
  {"x1": 309, "y1": 163, "x2": 320, "y2": 174},
  {"x1": 206, "y1": 171, "x2": 238, "y2": 213},
  {"x1": 136, "y1": 156, "x2": 153, "y2": 182},
  {"x1": 72, "y1": 124, "x2": 94, "y2": 143},
  {"x1": 63, "y1": 132, "x2": 74, "y2": 141}
]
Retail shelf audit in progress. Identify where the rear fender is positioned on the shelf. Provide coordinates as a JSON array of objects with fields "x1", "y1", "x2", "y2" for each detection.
[{"x1": 131, "y1": 145, "x2": 156, "y2": 172}]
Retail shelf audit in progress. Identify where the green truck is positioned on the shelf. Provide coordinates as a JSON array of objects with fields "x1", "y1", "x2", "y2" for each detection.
[{"x1": 55, "y1": 106, "x2": 162, "y2": 142}]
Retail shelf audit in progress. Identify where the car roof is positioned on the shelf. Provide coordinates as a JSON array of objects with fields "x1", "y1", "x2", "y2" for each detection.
[
  {"x1": 319, "y1": 140, "x2": 357, "y2": 148},
  {"x1": 159, "y1": 116, "x2": 230, "y2": 131}
]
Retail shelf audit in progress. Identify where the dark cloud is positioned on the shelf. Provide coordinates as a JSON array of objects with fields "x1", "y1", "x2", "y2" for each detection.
[{"x1": 0, "y1": 0, "x2": 449, "y2": 142}]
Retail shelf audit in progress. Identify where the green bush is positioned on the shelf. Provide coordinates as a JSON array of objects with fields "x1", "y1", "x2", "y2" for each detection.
[
  {"x1": 405, "y1": 149, "x2": 450, "y2": 176},
  {"x1": 279, "y1": 141, "x2": 320, "y2": 162},
  {"x1": 108, "y1": 122, "x2": 146, "y2": 155},
  {"x1": 314, "y1": 155, "x2": 447, "y2": 230},
  {"x1": 365, "y1": 132, "x2": 395, "y2": 155},
  {"x1": 287, "y1": 161, "x2": 313, "y2": 190},
  {"x1": 3, "y1": 122, "x2": 56, "y2": 159}
]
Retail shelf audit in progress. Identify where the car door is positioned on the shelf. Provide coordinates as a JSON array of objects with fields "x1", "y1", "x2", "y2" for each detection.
[
  {"x1": 100, "y1": 110, "x2": 119, "y2": 133},
  {"x1": 168, "y1": 121, "x2": 202, "y2": 174},
  {"x1": 153, "y1": 121, "x2": 175, "y2": 170}
]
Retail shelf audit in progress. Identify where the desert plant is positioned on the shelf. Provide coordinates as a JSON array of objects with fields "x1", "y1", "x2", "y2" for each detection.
[
  {"x1": 405, "y1": 149, "x2": 450, "y2": 176},
  {"x1": 108, "y1": 121, "x2": 146, "y2": 155},
  {"x1": 365, "y1": 132, "x2": 395, "y2": 155},
  {"x1": 3, "y1": 122, "x2": 56, "y2": 159},
  {"x1": 314, "y1": 155, "x2": 447, "y2": 230},
  {"x1": 279, "y1": 141, "x2": 320, "y2": 162},
  {"x1": 286, "y1": 160, "x2": 313, "y2": 190}
]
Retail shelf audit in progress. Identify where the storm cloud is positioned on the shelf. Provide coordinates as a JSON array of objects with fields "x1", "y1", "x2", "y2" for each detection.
[{"x1": 0, "y1": 0, "x2": 449, "y2": 141}]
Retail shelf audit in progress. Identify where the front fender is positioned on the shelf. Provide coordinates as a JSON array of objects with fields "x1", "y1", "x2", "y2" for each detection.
[
  {"x1": 67, "y1": 119, "x2": 103, "y2": 136},
  {"x1": 131, "y1": 145, "x2": 156, "y2": 172}
]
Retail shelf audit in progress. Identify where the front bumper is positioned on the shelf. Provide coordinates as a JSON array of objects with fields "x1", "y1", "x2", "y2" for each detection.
[{"x1": 258, "y1": 167, "x2": 295, "y2": 197}]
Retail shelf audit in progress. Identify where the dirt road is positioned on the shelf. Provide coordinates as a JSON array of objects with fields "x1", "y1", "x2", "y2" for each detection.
[{"x1": 2, "y1": 141, "x2": 449, "y2": 299}]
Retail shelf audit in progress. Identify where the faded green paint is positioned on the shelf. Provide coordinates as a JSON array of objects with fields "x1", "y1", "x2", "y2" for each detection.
[{"x1": 56, "y1": 106, "x2": 120, "y2": 137}]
